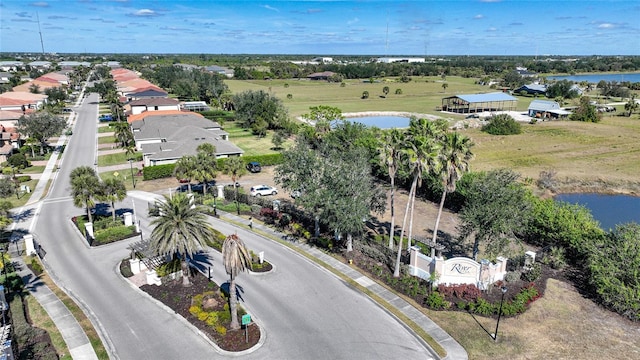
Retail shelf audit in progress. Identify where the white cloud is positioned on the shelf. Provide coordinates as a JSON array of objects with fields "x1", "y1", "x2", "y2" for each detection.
[
  {"x1": 263, "y1": 5, "x2": 279, "y2": 12},
  {"x1": 474, "y1": 14, "x2": 484, "y2": 20},
  {"x1": 132, "y1": 9, "x2": 158, "y2": 17},
  {"x1": 347, "y1": 17, "x2": 359, "y2": 25},
  {"x1": 597, "y1": 23, "x2": 615, "y2": 29}
]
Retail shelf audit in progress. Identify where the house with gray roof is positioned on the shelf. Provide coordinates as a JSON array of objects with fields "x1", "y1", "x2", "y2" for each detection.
[
  {"x1": 128, "y1": 97, "x2": 180, "y2": 115},
  {"x1": 514, "y1": 84, "x2": 547, "y2": 96},
  {"x1": 131, "y1": 113, "x2": 243, "y2": 166},
  {"x1": 528, "y1": 100, "x2": 571, "y2": 119}
]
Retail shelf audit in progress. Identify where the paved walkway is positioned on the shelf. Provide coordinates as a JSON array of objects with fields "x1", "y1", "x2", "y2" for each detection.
[{"x1": 215, "y1": 210, "x2": 468, "y2": 360}]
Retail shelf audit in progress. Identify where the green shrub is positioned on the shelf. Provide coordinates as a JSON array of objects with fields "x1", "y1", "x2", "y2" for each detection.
[
  {"x1": 93, "y1": 225, "x2": 136, "y2": 245},
  {"x1": 425, "y1": 292, "x2": 450, "y2": 310},
  {"x1": 30, "y1": 256, "x2": 43, "y2": 274},
  {"x1": 15, "y1": 175, "x2": 31, "y2": 183},
  {"x1": 156, "y1": 258, "x2": 181, "y2": 277},
  {"x1": 143, "y1": 163, "x2": 176, "y2": 180},
  {"x1": 472, "y1": 298, "x2": 495, "y2": 316},
  {"x1": 120, "y1": 259, "x2": 133, "y2": 278},
  {"x1": 521, "y1": 263, "x2": 542, "y2": 282},
  {"x1": 482, "y1": 113, "x2": 522, "y2": 135},
  {"x1": 215, "y1": 325, "x2": 227, "y2": 335}
]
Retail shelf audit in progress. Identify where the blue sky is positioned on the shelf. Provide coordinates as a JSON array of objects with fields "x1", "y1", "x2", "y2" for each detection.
[{"x1": 1, "y1": 0, "x2": 638, "y2": 55}]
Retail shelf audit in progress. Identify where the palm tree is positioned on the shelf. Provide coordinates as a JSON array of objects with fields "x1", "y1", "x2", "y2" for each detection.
[
  {"x1": 394, "y1": 119, "x2": 442, "y2": 277},
  {"x1": 222, "y1": 157, "x2": 247, "y2": 215},
  {"x1": 442, "y1": 83, "x2": 448, "y2": 93},
  {"x1": 430, "y1": 132, "x2": 474, "y2": 257},
  {"x1": 379, "y1": 128, "x2": 404, "y2": 249},
  {"x1": 149, "y1": 193, "x2": 214, "y2": 287},
  {"x1": 99, "y1": 177, "x2": 127, "y2": 221},
  {"x1": 222, "y1": 233, "x2": 252, "y2": 330},
  {"x1": 194, "y1": 143, "x2": 217, "y2": 196},
  {"x1": 113, "y1": 122, "x2": 133, "y2": 148},
  {"x1": 174, "y1": 155, "x2": 198, "y2": 193},
  {"x1": 624, "y1": 95, "x2": 638, "y2": 117},
  {"x1": 70, "y1": 166, "x2": 101, "y2": 223}
]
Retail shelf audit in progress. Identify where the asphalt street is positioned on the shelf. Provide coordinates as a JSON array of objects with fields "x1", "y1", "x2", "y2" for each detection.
[{"x1": 20, "y1": 92, "x2": 437, "y2": 359}]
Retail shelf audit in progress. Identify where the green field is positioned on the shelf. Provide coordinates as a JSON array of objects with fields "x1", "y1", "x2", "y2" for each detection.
[{"x1": 226, "y1": 76, "x2": 640, "y2": 192}]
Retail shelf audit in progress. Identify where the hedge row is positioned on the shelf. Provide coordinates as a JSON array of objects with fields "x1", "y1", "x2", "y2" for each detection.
[{"x1": 143, "y1": 154, "x2": 284, "y2": 181}]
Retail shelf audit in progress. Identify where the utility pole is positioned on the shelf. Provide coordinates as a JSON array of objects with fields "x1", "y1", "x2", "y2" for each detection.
[{"x1": 37, "y1": 11, "x2": 45, "y2": 54}]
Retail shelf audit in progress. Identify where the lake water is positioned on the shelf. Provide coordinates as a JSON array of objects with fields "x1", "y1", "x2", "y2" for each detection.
[
  {"x1": 554, "y1": 193, "x2": 640, "y2": 230},
  {"x1": 547, "y1": 73, "x2": 640, "y2": 83},
  {"x1": 345, "y1": 116, "x2": 410, "y2": 129}
]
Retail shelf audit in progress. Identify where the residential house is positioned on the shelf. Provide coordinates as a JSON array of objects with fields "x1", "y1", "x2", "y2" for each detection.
[
  {"x1": 0, "y1": 72, "x2": 12, "y2": 84},
  {"x1": 514, "y1": 84, "x2": 547, "y2": 96},
  {"x1": 0, "y1": 110, "x2": 25, "y2": 128},
  {"x1": 125, "y1": 87, "x2": 168, "y2": 101},
  {"x1": 128, "y1": 98, "x2": 180, "y2": 115},
  {"x1": 0, "y1": 125, "x2": 21, "y2": 163},
  {"x1": 28, "y1": 61, "x2": 51, "y2": 70},
  {"x1": 0, "y1": 92, "x2": 48, "y2": 112},
  {"x1": 130, "y1": 112, "x2": 243, "y2": 166},
  {"x1": 528, "y1": 100, "x2": 571, "y2": 119},
  {"x1": 0, "y1": 61, "x2": 24, "y2": 72},
  {"x1": 204, "y1": 65, "x2": 234, "y2": 78}
]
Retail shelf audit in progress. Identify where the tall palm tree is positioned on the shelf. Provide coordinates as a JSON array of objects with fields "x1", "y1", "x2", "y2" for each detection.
[
  {"x1": 99, "y1": 177, "x2": 127, "y2": 221},
  {"x1": 379, "y1": 128, "x2": 404, "y2": 249},
  {"x1": 624, "y1": 95, "x2": 638, "y2": 117},
  {"x1": 174, "y1": 155, "x2": 198, "y2": 193},
  {"x1": 113, "y1": 122, "x2": 133, "y2": 148},
  {"x1": 149, "y1": 193, "x2": 214, "y2": 287},
  {"x1": 194, "y1": 143, "x2": 217, "y2": 196},
  {"x1": 394, "y1": 119, "x2": 442, "y2": 277},
  {"x1": 222, "y1": 233, "x2": 252, "y2": 330},
  {"x1": 430, "y1": 132, "x2": 474, "y2": 257},
  {"x1": 70, "y1": 166, "x2": 101, "y2": 223},
  {"x1": 222, "y1": 157, "x2": 247, "y2": 215}
]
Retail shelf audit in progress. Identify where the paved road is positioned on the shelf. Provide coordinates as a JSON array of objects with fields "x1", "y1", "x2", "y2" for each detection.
[{"x1": 24, "y1": 93, "x2": 437, "y2": 359}]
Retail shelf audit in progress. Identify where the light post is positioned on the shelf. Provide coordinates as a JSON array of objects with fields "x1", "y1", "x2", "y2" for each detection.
[
  {"x1": 492, "y1": 286, "x2": 508, "y2": 342},
  {"x1": 128, "y1": 158, "x2": 136, "y2": 189}
]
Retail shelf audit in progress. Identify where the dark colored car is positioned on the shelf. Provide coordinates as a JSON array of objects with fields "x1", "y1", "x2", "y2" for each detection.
[{"x1": 247, "y1": 161, "x2": 261, "y2": 173}]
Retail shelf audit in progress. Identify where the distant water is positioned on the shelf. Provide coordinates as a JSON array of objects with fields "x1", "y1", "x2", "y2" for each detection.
[
  {"x1": 345, "y1": 116, "x2": 410, "y2": 129},
  {"x1": 555, "y1": 193, "x2": 640, "y2": 231},
  {"x1": 547, "y1": 73, "x2": 640, "y2": 83}
]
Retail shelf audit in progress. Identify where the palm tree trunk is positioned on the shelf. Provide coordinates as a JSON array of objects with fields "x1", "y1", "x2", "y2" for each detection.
[
  {"x1": 87, "y1": 206, "x2": 93, "y2": 224},
  {"x1": 431, "y1": 189, "x2": 447, "y2": 257},
  {"x1": 181, "y1": 257, "x2": 191, "y2": 287},
  {"x1": 394, "y1": 180, "x2": 416, "y2": 278},
  {"x1": 388, "y1": 177, "x2": 396, "y2": 249},
  {"x1": 346, "y1": 233, "x2": 353, "y2": 252},
  {"x1": 229, "y1": 276, "x2": 240, "y2": 330},
  {"x1": 235, "y1": 187, "x2": 240, "y2": 215},
  {"x1": 111, "y1": 200, "x2": 117, "y2": 221},
  {"x1": 407, "y1": 188, "x2": 417, "y2": 251}
]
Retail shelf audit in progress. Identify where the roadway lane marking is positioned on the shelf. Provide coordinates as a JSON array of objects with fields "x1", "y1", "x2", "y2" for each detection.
[{"x1": 43, "y1": 196, "x2": 73, "y2": 204}]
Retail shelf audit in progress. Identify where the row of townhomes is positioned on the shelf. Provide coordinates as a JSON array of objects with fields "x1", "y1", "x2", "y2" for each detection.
[{"x1": 110, "y1": 68, "x2": 244, "y2": 167}]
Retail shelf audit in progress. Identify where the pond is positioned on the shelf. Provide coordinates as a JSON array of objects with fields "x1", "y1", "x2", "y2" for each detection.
[
  {"x1": 554, "y1": 193, "x2": 640, "y2": 231},
  {"x1": 547, "y1": 72, "x2": 640, "y2": 83},
  {"x1": 344, "y1": 116, "x2": 410, "y2": 129}
]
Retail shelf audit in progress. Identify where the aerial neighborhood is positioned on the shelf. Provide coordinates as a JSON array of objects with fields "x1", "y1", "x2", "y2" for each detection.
[{"x1": 0, "y1": 35, "x2": 639, "y2": 360}]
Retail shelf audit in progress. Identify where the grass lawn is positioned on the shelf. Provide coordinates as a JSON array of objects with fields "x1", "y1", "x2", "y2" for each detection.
[
  {"x1": 97, "y1": 152, "x2": 129, "y2": 167},
  {"x1": 226, "y1": 76, "x2": 541, "y2": 118},
  {"x1": 97, "y1": 135, "x2": 116, "y2": 144},
  {"x1": 224, "y1": 121, "x2": 290, "y2": 156},
  {"x1": 25, "y1": 294, "x2": 73, "y2": 360},
  {"x1": 97, "y1": 125, "x2": 114, "y2": 134},
  {"x1": 20, "y1": 165, "x2": 46, "y2": 174}
]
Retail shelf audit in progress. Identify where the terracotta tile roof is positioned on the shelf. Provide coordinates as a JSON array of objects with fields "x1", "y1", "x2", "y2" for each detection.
[
  {"x1": 0, "y1": 92, "x2": 48, "y2": 101},
  {"x1": 0, "y1": 110, "x2": 24, "y2": 120},
  {"x1": 12, "y1": 80, "x2": 61, "y2": 92}
]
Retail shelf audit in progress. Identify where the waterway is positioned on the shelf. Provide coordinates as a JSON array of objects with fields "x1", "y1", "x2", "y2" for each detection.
[
  {"x1": 547, "y1": 72, "x2": 640, "y2": 83},
  {"x1": 344, "y1": 116, "x2": 410, "y2": 129},
  {"x1": 554, "y1": 193, "x2": 640, "y2": 231}
]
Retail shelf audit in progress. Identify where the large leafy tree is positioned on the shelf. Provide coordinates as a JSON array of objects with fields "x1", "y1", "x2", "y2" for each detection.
[
  {"x1": 17, "y1": 111, "x2": 67, "y2": 155},
  {"x1": 99, "y1": 178, "x2": 127, "y2": 221},
  {"x1": 322, "y1": 147, "x2": 386, "y2": 252},
  {"x1": 458, "y1": 169, "x2": 532, "y2": 260},
  {"x1": 430, "y1": 132, "x2": 474, "y2": 257},
  {"x1": 570, "y1": 97, "x2": 601, "y2": 123},
  {"x1": 222, "y1": 233, "x2": 252, "y2": 330},
  {"x1": 624, "y1": 95, "x2": 639, "y2": 117},
  {"x1": 221, "y1": 157, "x2": 247, "y2": 215},
  {"x1": 70, "y1": 166, "x2": 101, "y2": 223},
  {"x1": 150, "y1": 193, "x2": 214, "y2": 287},
  {"x1": 588, "y1": 223, "x2": 640, "y2": 321},
  {"x1": 232, "y1": 90, "x2": 289, "y2": 134}
]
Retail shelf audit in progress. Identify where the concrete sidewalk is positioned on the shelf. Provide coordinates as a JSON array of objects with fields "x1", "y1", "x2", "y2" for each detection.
[
  {"x1": 13, "y1": 253, "x2": 98, "y2": 360},
  {"x1": 217, "y1": 210, "x2": 469, "y2": 360}
]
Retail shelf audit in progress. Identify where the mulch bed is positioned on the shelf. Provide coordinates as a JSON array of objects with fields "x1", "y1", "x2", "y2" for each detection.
[{"x1": 140, "y1": 273, "x2": 260, "y2": 352}]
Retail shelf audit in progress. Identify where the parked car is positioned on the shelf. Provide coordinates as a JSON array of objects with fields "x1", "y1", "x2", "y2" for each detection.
[
  {"x1": 246, "y1": 161, "x2": 261, "y2": 173},
  {"x1": 250, "y1": 185, "x2": 277, "y2": 197},
  {"x1": 99, "y1": 114, "x2": 114, "y2": 122}
]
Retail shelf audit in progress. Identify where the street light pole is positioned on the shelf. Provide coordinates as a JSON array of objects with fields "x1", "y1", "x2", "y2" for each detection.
[
  {"x1": 128, "y1": 158, "x2": 136, "y2": 189},
  {"x1": 493, "y1": 286, "x2": 508, "y2": 342}
]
